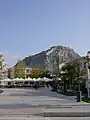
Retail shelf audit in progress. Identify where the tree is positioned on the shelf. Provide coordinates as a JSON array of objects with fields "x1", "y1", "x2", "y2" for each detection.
[
  {"x1": 14, "y1": 61, "x2": 25, "y2": 78},
  {"x1": 61, "y1": 62, "x2": 74, "y2": 90},
  {"x1": 0, "y1": 55, "x2": 7, "y2": 79},
  {"x1": 0, "y1": 61, "x2": 2, "y2": 79},
  {"x1": 29, "y1": 68, "x2": 41, "y2": 78},
  {"x1": 61, "y1": 59, "x2": 85, "y2": 91},
  {"x1": 39, "y1": 70, "x2": 49, "y2": 78},
  {"x1": 8, "y1": 67, "x2": 15, "y2": 79}
]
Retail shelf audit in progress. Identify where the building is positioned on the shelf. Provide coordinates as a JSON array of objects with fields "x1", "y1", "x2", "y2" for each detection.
[
  {"x1": 85, "y1": 51, "x2": 90, "y2": 98},
  {"x1": 8, "y1": 67, "x2": 26, "y2": 79},
  {"x1": 79, "y1": 51, "x2": 90, "y2": 98},
  {"x1": 8, "y1": 66, "x2": 42, "y2": 79},
  {"x1": 8, "y1": 67, "x2": 15, "y2": 79},
  {"x1": 25, "y1": 66, "x2": 32, "y2": 78},
  {"x1": 25, "y1": 67, "x2": 42, "y2": 78}
]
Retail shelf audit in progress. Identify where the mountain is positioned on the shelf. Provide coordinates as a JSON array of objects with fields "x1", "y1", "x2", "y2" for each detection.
[
  {"x1": 20, "y1": 45, "x2": 80, "y2": 72},
  {"x1": 23, "y1": 51, "x2": 46, "y2": 69}
]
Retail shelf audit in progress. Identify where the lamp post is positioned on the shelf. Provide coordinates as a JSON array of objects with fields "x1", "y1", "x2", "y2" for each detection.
[{"x1": 75, "y1": 76, "x2": 82, "y2": 102}]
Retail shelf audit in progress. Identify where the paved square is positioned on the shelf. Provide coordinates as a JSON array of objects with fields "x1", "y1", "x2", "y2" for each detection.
[{"x1": 0, "y1": 88, "x2": 89, "y2": 119}]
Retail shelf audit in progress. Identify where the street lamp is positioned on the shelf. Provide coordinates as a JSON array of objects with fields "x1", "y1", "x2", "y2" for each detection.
[{"x1": 75, "y1": 76, "x2": 83, "y2": 102}]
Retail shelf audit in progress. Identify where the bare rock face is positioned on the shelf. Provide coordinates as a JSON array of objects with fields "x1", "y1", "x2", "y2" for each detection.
[
  {"x1": 19, "y1": 45, "x2": 80, "y2": 72},
  {"x1": 45, "y1": 46, "x2": 80, "y2": 73}
]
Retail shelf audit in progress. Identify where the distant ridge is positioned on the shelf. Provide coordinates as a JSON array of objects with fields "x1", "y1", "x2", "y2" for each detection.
[{"x1": 16, "y1": 45, "x2": 80, "y2": 70}]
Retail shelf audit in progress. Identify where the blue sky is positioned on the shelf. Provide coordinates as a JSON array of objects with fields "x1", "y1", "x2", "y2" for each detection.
[{"x1": 0, "y1": 0, "x2": 90, "y2": 67}]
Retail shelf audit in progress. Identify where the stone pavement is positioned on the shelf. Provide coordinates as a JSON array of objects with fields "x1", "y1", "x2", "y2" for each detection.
[
  {"x1": 0, "y1": 88, "x2": 89, "y2": 119},
  {"x1": 0, "y1": 117, "x2": 90, "y2": 120}
]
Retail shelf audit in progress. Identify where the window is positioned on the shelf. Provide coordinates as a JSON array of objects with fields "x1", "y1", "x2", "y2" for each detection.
[
  {"x1": 26, "y1": 69, "x2": 30, "y2": 73},
  {"x1": 84, "y1": 63, "x2": 86, "y2": 68}
]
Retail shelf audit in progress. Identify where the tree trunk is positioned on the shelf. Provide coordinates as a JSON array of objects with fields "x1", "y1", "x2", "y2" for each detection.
[{"x1": 64, "y1": 77, "x2": 67, "y2": 93}]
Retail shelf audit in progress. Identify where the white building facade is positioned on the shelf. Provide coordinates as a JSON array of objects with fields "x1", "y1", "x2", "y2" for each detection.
[
  {"x1": 80, "y1": 51, "x2": 90, "y2": 98},
  {"x1": 85, "y1": 51, "x2": 90, "y2": 98}
]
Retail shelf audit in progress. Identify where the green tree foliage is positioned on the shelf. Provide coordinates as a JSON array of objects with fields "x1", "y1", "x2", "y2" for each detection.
[
  {"x1": 39, "y1": 70, "x2": 48, "y2": 78},
  {"x1": 0, "y1": 55, "x2": 7, "y2": 79},
  {"x1": 14, "y1": 61, "x2": 26, "y2": 78},
  {"x1": 8, "y1": 68, "x2": 15, "y2": 79},
  {"x1": 61, "y1": 59, "x2": 85, "y2": 90},
  {"x1": 29, "y1": 68, "x2": 41, "y2": 78},
  {"x1": 0, "y1": 61, "x2": 2, "y2": 79}
]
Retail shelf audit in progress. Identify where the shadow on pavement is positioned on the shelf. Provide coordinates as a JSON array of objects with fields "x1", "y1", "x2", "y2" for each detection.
[{"x1": 9, "y1": 88, "x2": 76, "y2": 101}]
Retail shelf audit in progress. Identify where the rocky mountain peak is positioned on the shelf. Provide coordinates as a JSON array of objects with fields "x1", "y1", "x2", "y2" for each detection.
[
  {"x1": 18, "y1": 45, "x2": 80, "y2": 72},
  {"x1": 45, "y1": 45, "x2": 80, "y2": 72}
]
